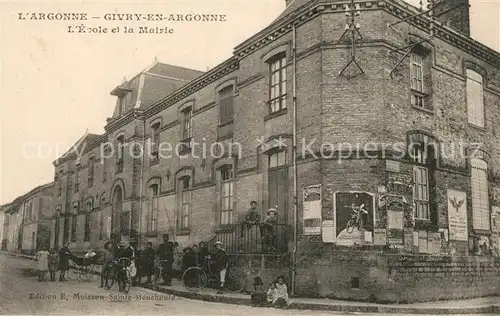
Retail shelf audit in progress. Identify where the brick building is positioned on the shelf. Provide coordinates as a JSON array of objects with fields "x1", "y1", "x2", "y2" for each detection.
[
  {"x1": 51, "y1": 61, "x2": 203, "y2": 254},
  {"x1": 20, "y1": 183, "x2": 54, "y2": 254},
  {"x1": 49, "y1": 0, "x2": 500, "y2": 302}
]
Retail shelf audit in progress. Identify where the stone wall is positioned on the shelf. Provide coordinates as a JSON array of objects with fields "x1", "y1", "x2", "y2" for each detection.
[{"x1": 294, "y1": 251, "x2": 500, "y2": 303}]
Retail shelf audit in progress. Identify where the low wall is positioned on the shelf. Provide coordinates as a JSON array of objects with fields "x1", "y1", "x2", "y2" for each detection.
[
  {"x1": 229, "y1": 254, "x2": 290, "y2": 289},
  {"x1": 295, "y1": 251, "x2": 500, "y2": 303}
]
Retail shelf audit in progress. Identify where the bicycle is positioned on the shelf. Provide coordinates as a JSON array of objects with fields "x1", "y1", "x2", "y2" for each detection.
[
  {"x1": 152, "y1": 259, "x2": 171, "y2": 287},
  {"x1": 105, "y1": 257, "x2": 133, "y2": 294},
  {"x1": 181, "y1": 258, "x2": 247, "y2": 293}
]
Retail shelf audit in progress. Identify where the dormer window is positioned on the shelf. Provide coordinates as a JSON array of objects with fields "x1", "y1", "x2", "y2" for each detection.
[
  {"x1": 111, "y1": 83, "x2": 132, "y2": 116},
  {"x1": 119, "y1": 96, "x2": 126, "y2": 114}
]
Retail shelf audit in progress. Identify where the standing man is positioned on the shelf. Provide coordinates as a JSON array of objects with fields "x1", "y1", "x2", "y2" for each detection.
[
  {"x1": 156, "y1": 234, "x2": 174, "y2": 286},
  {"x1": 240, "y1": 201, "x2": 261, "y2": 238},
  {"x1": 141, "y1": 242, "x2": 156, "y2": 284}
]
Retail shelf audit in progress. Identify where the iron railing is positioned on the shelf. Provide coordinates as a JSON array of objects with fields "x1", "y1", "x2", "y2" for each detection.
[{"x1": 207, "y1": 223, "x2": 291, "y2": 254}]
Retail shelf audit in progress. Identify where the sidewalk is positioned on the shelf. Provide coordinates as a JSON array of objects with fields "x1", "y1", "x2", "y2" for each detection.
[
  {"x1": 144, "y1": 280, "x2": 500, "y2": 314},
  {"x1": 3, "y1": 250, "x2": 499, "y2": 314}
]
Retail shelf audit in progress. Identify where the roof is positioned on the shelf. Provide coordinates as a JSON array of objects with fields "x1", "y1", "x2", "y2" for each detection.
[
  {"x1": 271, "y1": 0, "x2": 316, "y2": 24},
  {"x1": 22, "y1": 182, "x2": 55, "y2": 199},
  {"x1": 147, "y1": 62, "x2": 204, "y2": 82},
  {"x1": 54, "y1": 131, "x2": 101, "y2": 165}
]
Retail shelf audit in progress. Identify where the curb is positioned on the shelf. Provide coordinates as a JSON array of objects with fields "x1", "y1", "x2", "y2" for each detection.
[
  {"x1": 4, "y1": 252, "x2": 499, "y2": 314},
  {"x1": 138, "y1": 284, "x2": 500, "y2": 314}
]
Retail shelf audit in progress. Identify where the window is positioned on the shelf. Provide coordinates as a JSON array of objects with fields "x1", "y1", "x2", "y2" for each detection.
[
  {"x1": 179, "y1": 108, "x2": 193, "y2": 154},
  {"x1": 74, "y1": 171, "x2": 79, "y2": 192},
  {"x1": 84, "y1": 203, "x2": 91, "y2": 241},
  {"x1": 220, "y1": 165, "x2": 234, "y2": 225},
  {"x1": 63, "y1": 215, "x2": 70, "y2": 243},
  {"x1": 151, "y1": 123, "x2": 160, "y2": 161},
  {"x1": 118, "y1": 95, "x2": 127, "y2": 115},
  {"x1": 466, "y1": 69, "x2": 485, "y2": 128},
  {"x1": 57, "y1": 185, "x2": 62, "y2": 197},
  {"x1": 413, "y1": 165, "x2": 430, "y2": 220},
  {"x1": 180, "y1": 177, "x2": 191, "y2": 230},
  {"x1": 102, "y1": 159, "x2": 107, "y2": 183},
  {"x1": 71, "y1": 214, "x2": 77, "y2": 242},
  {"x1": 148, "y1": 184, "x2": 159, "y2": 232},
  {"x1": 268, "y1": 151, "x2": 287, "y2": 219},
  {"x1": 268, "y1": 54, "x2": 287, "y2": 113},
  {"x1": 471, "y1": 159, "x2": 490, "y2": 230},
  {"x1": 88, "y1": 158, "x2": 94, "y2": 187},
  {"x1": 120, "y1": 212, "x2": 130, "y2": 236},
  {"x1": 116, "y1": 136, "x2": 124, "y2": 174},
  {"x1": 410, "y1": 52, "x2": 425, "y2": 109},
  {"x1": 181, "y1": 108, "x2": 192, "y2": 140},
  {"x1": 219, "y1": 85, "x2": 234, "y2": 125},
  {"x1": 269, "y1": 151, "x2": 286, "y2": 168}
]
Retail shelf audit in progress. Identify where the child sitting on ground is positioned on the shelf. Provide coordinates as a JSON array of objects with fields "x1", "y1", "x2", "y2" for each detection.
[
  {"x1": 250, "y1": 277, "x2": 267, "y2": 307},
  {"x1": 266, "y1": 282, "x2": 276, "y2": 304},
  {"x1": 269, "y1": 275, "x2": 291, "y2": 308}
]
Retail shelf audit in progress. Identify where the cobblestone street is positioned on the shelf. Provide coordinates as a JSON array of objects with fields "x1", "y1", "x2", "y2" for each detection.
[{"x1": 0, "y1": 255, "x2": 493, "y2": 315}]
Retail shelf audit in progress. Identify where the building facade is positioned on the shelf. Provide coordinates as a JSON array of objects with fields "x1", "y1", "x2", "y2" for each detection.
[
  {"x1": 46, "y1": 0, "x2": 500, "y2": 302},
  {"x1": 51, "y1": 61, "x2": 204, "y2": 254},
  {"x1": 20, "y1": 183, "x2": 54, "y2": 253}
]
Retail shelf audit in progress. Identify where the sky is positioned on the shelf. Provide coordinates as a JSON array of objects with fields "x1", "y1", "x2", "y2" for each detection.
[{"x1": 1, "y1": 0, "x2": 499, "y2": 205}]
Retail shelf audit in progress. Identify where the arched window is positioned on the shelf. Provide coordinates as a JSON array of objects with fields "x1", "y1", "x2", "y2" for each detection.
[
  {"x1": 151, "y1": 122, "x2": 161, "y2": 162},
  {"x1": 179, "y1": 176, "x2": 191, "y2": 230},
  {"x1": 219, "y1": 165, "x2": 234, "y2": 225},
  {"x1": 116, "y1": 135, "x2": 125, "y2": 174},
  {"x1": 268, "y1": 53, "x2": 287, "y2": 113},
  {"x1": 84, "y1": 201, "x2": 92, "y2": 241},
  {"x1": 71, "y1": 204, "x2": 78, "y2": 242},
  {"x1": 471, "y1": 158, "x2": 490, "y2": 230},
  {"x1": 88, "y1": 157, "x2": 95, "y2": 187},
  {"x1": 148, "y1": 184, "x2": 159, "y2": 233}
]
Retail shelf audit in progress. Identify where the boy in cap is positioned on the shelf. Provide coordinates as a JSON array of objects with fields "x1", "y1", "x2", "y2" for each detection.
[
  {"x1": 262, "y1": 208, "x2": 278, "y2": 252},
  {"x1": 213, "y1": 241, "x2": 228, "y2": 294},
  {"x1": 240, "y1": 201, "x2": 261, "y2": 238}
]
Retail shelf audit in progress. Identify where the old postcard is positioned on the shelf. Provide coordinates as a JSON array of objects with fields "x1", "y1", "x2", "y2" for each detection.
[{"x1": 1, "y1": 0, "x2": 499, "y2": 315}]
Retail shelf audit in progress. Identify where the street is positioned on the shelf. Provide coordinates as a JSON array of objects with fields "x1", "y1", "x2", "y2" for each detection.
[{"x1": 0, "y1": 254, "x2": 489, "y2": 315}]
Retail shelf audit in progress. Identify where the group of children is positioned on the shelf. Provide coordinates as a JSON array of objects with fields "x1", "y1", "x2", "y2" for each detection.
[
  {"x1": 251, "y1": 275, "x2": 291, "y2": 308},
  {"x1": 34, "y1": 246, "x2": 60, "y2": 281}
]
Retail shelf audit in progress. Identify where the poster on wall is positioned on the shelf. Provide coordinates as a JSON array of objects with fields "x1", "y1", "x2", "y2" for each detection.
[
  {"x1": 303, "y1": 184, "x2": 322, "y2": 235},
  {"x1": 373, "y1": 228, "x2": 387, "y2": 246},
  {"x1": 333, "y1": 191, "x2": 375, "y2": 246},
  {"x1": 447, "y1": 189, "x2": 468, "y2": 241}
]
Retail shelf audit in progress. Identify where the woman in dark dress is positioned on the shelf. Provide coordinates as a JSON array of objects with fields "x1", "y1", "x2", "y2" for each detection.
[{"x1": 58, "y1": 242, "x2": 72, "y2": 281}]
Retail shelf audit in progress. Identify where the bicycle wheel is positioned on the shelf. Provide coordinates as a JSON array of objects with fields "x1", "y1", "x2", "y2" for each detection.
[
  {"x1": 105, "y1": 271, "x2": 115, "y2": 289},
  {"x1": 152, "y1": 268, "x2": 162, "y2": 287},
  {"x1": 225, "y1": 267, "x2": 247, "y2": 293},
  {"x1": 182, "y1": 267, "x2": 208, "y2": 291},
  {"x1": 122, "y1": 271, "x2": 131, "y2": 294}
]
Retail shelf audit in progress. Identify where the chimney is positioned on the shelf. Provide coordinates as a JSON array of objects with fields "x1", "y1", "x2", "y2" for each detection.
[{"x1": 433, "y1": 0, "x2": 470, "y2": 36}]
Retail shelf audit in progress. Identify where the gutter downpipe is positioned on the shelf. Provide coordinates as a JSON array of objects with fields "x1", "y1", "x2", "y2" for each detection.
[
  {"x1": 138, "y1": 114, "x2": 145, "y2": 247},
  {"x1": 291, "y1": 22, "x2": 298, "y2": 297}
]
